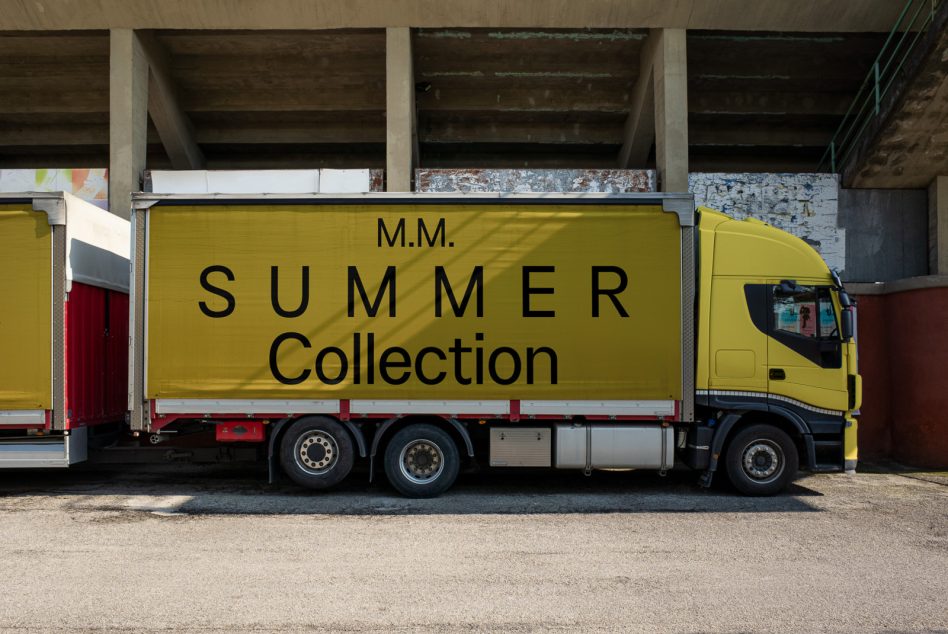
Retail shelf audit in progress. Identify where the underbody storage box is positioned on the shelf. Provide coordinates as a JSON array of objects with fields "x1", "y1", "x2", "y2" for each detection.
[{"x1": 555, "y1": 424, "x2": 675, "y2": 469}]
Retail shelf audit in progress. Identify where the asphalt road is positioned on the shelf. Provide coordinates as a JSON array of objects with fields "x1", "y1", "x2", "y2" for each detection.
[{"x1": 0, "y1": 465, "x2": 946, "y2": 633}]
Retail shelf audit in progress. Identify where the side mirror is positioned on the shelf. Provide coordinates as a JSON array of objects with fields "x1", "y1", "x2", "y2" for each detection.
[
  {"x1": 840, "y1": 308, "x2": 854, "y2": 341},
  {"x1": 838, "y1": 290, "x2": 852, "y2": 308}
]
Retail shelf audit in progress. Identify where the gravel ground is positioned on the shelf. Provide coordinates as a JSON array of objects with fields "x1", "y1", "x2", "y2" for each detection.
[{"x1": 0, "y1": 464, "x2": 945, "y2": 633}]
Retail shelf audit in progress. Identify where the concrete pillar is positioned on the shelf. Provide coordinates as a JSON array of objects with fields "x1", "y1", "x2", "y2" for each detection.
[
  {"x1": 617, "y1": 34, "x2": 656, "y2": 169},
  {"x1": 109, "y1": 29, "x2": 149, "y2": 218},
  {"x1": 930, "y1": 176, "x2": 948, "y2": 274},
  {"x1": 652, "y1": 28, "x2": 689, "y2": 193},
  {"x1": 386, "y1": 27, "x2": 416, "y2": 192}
]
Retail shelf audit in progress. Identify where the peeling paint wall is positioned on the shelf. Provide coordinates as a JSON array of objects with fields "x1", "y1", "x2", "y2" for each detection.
[
  {"x1": 0, "y1": 168, "x2": 109, "y2": 209},
  {"x1": 416, "y1": 168, "x2": 846, "y2": 272},
  {"x1": 689, "y1": 172, "x2": 845, "y2": 273},
  {"x1": 416, "y1": 168, "x2": 656, "y2": 193}
]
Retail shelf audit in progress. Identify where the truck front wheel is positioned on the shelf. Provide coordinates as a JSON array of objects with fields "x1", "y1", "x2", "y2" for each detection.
[
  {"x1": 383, "y1": 424, "x2": 460, "y2": 498},
  {"x1": 724, "y1": 424, "x2": 798, "y2": 496},
  {"x1": 279, "y1": 417, "x2": 354, "y2": 490}
]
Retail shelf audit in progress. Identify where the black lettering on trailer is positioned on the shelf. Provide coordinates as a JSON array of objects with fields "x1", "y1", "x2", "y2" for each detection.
[
  {"x1": 448, "y1": 337, "x2": 473, "y2": 385},
  {"x1": 379, "y1": 346, "x2": 411, "y2": 385},
  {"x1": 269, "y1": 332, "x2": 312, "y2": 384},
  {"x1": 314, "y1": 346, "x2": 348, "y2": 385},
  {"x1": 591, "y1": 266, "x2": 630, "y2": 317},
  {"x1": 378, "y1": 218, "x2": 406, "y2": 247},
  {"x1": 266, "y1": 331, "x2": 558, "y2": 388},
  {"x1": 348, "y1": 266, "x2": 396, "y2": 317},
  {"x1": 526, "y1": 347, "x2": 558, "y2": 384},
  {"x1": 488, "y1": 346, "x2": 521, "y2": 385},
  {"x1": 434, "y1": 266, "x2": 483, "y2": 317},
  {"x1": 270, "y1": 265, "x2": 310, "y2": 318},
  {"x1": 418, "y1": 217, "x2": 447, "y2": 247},
  {"x1": 522, "y1": 266, "x2": 556, "y2": 317},
  {"x1": 415, "y1": 346, "x2": 448, "y2": 385},
  {"x1": 198, "y1": 265, "x2": 236, "y2": 318}
]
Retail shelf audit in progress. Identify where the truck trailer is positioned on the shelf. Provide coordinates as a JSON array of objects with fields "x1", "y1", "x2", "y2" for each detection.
[
  {"x1": 0, "y1": 192, "x2": 130, "y2": 467},
  {"x1": 126, "y1": 192, "x2": 860, "y2": 497}
]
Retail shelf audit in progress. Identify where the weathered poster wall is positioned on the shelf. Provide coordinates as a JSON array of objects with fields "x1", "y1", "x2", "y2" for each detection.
[
  {"x1": 689, "y1": 173, "x2": 844, "y2": 273},
  {"x1": 417, "y1": 169, "x2": 656, "y2": 193},
  {"x1": 418, "y1": 169, "x2": 846, "y2": 273}
]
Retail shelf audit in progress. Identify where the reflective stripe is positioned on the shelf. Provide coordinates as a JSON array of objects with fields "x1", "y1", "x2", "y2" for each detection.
[{"x1": 696, "y1": 390, "x2": 844, "y2": 416}]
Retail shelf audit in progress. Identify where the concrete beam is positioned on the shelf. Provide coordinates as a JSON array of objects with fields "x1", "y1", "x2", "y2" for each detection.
[
  {"x1": 652, "y1": 28, "x2": 688, "y2": 192},
  {"x1": 0, "y1": 86, "x2": 850, "y2": 118},
  {"x1": 617, "y1": 34, "x2": 656, "y2": 168},
  {"x1": 931, "y1": 176, "x2": 948, "y2": 275},
  {"x1": 689, "y1": 91, "x2": 853, "y2": 116},
  {"x1": 0, "y1": 1, "x2": 909, "y2": 32},
  {"x1": 690, "y1": 125, "x2": 832, "y2": 148},
  {"x1": 386, "y1": 27, "x2": 416, "y2": 192},
  {"x1": 109, "y1": 29, "x2": 149, "y2": 218},
  {"x1": 420, "y1": 121, "x2": 620, "y2": 145},
  {"x1": 138, "y1": 31, "x2": 204, "y2": 169}
]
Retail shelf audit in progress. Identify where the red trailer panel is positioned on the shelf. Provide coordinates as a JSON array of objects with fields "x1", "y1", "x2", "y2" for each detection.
[{"x1": 64, "y1": 282, "x2": 129, "y2": 429}]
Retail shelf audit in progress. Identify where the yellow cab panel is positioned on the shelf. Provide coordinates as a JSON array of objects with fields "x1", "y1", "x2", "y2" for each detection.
[
  {"x1": 704, "y1": 209, "x2": 851, "y2": 409},
  {"x1": 765, "y1": 280, "x2": 848, "y2": 411}
]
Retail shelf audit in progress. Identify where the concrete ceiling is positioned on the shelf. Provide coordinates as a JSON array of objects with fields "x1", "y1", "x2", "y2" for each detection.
[
  {"x1": 0, "y1": 28, "x2": 886, "y2": 171},
  {"x1": 0, "y1": 1, "x2": 909, "y2": 32}
]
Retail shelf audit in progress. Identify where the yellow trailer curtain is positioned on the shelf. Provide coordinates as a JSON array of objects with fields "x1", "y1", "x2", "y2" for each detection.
[
  {"x1": 0, "y1": 206, "x2": 52, "y2": 410},
  {"x1": 146, "y1": 203, "x2": 682, "y2": 401}
]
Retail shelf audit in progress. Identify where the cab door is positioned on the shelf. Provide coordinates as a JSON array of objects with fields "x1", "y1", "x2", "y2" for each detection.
[
  {"x1": 707, "y1": 277, "x2": 769, "y2": 393},
  {"x1": 766, "y1": 284, "x2": 848, "y2": 411}
]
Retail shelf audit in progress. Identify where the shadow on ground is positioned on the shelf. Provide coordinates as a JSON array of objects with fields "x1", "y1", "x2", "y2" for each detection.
[{"x1": 0, "y1": 461, "x2": 826, "y2": 516}]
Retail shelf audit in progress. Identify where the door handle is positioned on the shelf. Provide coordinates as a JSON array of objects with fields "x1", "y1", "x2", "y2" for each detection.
[{"x1": 769, "y1": 368, "x2": 786, "y2": 380}]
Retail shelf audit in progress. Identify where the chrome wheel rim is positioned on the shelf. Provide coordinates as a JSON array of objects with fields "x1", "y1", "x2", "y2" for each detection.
[
  {"x1": 398, "y1": 439, "x2": 445, "y2": 485},
  {"x1": 742, "y1": 440, "x2": 783, "y2": 482},
  {"x1": 295, "y1": 430, "x2": 338, "y2": 475}
]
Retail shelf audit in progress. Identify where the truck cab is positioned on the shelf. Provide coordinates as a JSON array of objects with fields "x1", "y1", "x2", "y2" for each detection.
[{"x1": 695, "y1": 207, "x2": 861, "y2": 494}]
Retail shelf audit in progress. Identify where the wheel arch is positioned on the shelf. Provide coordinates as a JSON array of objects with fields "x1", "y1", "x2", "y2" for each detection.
[
  {"x1": 267, "y1": 415, "x2": 367, "y2": 484},
  {"x1": 708, "y1": 406, "x2": 812, "y2": 476},
  {"x1": 368, "y1": 415, "x2": 474, "y2": 482}
]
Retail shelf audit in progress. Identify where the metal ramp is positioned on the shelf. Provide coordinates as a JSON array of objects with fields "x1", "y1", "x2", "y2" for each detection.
[{"x1": 0, "y1": 427, "x2": 87, "y2": 468}]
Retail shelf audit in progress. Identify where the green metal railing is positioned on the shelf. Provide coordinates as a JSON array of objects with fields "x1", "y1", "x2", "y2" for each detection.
[{"x1": 819, "y1": 0, "x2": 944, "y2": 173}]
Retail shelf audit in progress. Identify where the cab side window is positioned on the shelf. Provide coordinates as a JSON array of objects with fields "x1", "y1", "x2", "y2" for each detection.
[
  {"x1": 773, "y1": 286, "x2": 838, "y2": 339},
  {"x1": 769, "y1": 285, "x2": 841, "y2": 368}
]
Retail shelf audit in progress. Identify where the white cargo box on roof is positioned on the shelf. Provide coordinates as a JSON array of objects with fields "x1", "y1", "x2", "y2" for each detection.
[{"x1": 147, "y1": 169, "x2": 376, "y2": 194}]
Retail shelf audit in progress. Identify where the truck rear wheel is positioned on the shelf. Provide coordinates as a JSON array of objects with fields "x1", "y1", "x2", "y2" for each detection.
[
  {"x1": 279, "y1": 417, "x2": 354, "y2": 490},
  {"x1": 724, "y1": 424, "x2": 798, "y2": 496},
  {"x1": 383, "y1": 424, "x2": 460, "y2": 498}
]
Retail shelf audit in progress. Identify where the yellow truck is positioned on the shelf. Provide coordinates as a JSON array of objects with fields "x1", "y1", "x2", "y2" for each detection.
[
  {"x1": 0, "y1": 193, "x2": 130, "y2": 467},
  {"x1": 128, "y1": 193, "x2": 860, "y2": 496}
]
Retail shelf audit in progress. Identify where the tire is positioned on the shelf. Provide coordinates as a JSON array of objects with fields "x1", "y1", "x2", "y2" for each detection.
[
  {"x1": 279, "y1": 416, "x2": 354, "y2": 490},
  {"x1": 383, "y1": 424, "x2": 460, "y2": 498},
  {"x1": 724, "y1": 424, "x2": 798, "y2": 496}
]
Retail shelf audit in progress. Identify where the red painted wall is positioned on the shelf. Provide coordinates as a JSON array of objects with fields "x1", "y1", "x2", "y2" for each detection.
[
  {"x1": 885, "y1": 288, "x2": 948, "y2": 468},
  {"x1": 64, "y1": 282, "x2": 129, "y2": 428},
  {"x1": 852, "y1": 295, "x2": 891, "y2": 459},
  {"x1": 854, "y1": 286, "x2": 948, "y2": 468}
]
